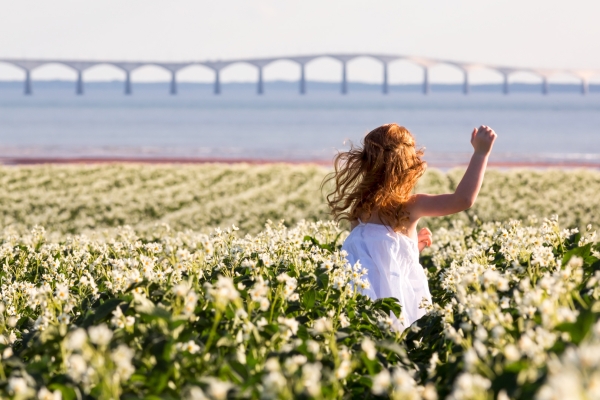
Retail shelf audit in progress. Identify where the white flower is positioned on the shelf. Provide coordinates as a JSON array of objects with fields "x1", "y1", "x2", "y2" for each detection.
[
  {"x1": 256, "y1": 317, "x2": 268, "y2": 328},
  {"x1": 371, "y1": 369, "x2": 391, "y2": 395},
  {"x1": 125, "y1": 316, "x2": 135, "y2": 327},
  {"x1": 302, "y1": 363, "x2": 322, "y2": 396},
  {"x1": 54, "y1": 284, "x2": 69, "y2": 302},
  {"x1": 262, "y1": 371, "x2": 287, "y2": 395},
  {"x1": 183, "y1": 290, "x2": 199, "y2": 316},
  {"x1": 177, "y1": 340, "x2": 201, "y2": 354},
  {"x1": 38, "y1": 387, "x2": 62, "y2": 400},
  {"x1": 568, "y1": 256, "x2": 584, "y2": 269},
  {"x1": 313, "y1": 317, "x2": 332, "y2": 334},
  {"x1": 205, "y1": 276, "x2": 240, "y2": 310},
  {"x1": 3, "y1": 347, "x2": 13, "y2": 359},
  {"x1": 186, "y1": 386, "x2": 208, "y2": 400},
  {"x1": 65, "y1": 328, "x2": 87, "y2": 351},
  {"x1": 173, "y1": 282, "x2": 191, "y2": 297},
  {"x1": 335, "y1": 360, "x2": 352, "y2": 379},
  {"x1": 339, "y1": 313, "x2": 350, "y2": 328},
  {"x1": 288, "y1": 293, "x2": 300, "y2": 302},
  {"x1": 207, "y1": 379, "x2": 232, "y2": 400},
  {"x1": 67, "y1": 354, "x2": 87, "y2": 382},
  {"x1": 285, "y1": 355, "x2": 307, "y2": 374},
  {"x1": 451, "y1": 373, "x2": 491, "y2": 400},
  {"x1": 361, "y1": 337, "x2": 377, "y2": 360},
  {"x1": 306, "y1": 340, "x2": 320, "y2": 354},
  {"x1": 278, "y1": 316, "x2": 299, "y2": 335},
  {"x1": 57, "y1": 313, "x2": 70, "y2": 325},
  {"x1": 259, "y1": 297, "x2": 270, "y2": 312},
  {"x1": 391, "y1": 367, "x2": 417, "y2": 392},
  {"x1": 111, "y1": 344, "x2": 134, "y2": 367},
  {"x1": 8, "y1": 377, "x2": 28, "y2": 396},
  {"x1": 421, "y1": 382, "x2": 438, "y2": 400},
  {"x1": 265, "y1": 357, "x2": 280, "y2": 372},
  {"x1": 497, "y1": 389, "x2": 510, "y2": 400},
  {"x1": 88, "y1": 324, "x2": 113, "y2": 346}
]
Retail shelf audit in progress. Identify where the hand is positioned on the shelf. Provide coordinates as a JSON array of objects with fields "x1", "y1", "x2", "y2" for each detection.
[
  {"x1": 417, "y1": 227, "x2": 432, "y2": 252},
  {"x1": 471, "y1": 125, "x2": 497, "y2": 156}
]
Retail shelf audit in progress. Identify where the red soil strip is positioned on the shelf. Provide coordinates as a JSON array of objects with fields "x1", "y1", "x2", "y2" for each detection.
[{"x1": 0, "y1": 157, "x2": 333, "y2": 166}]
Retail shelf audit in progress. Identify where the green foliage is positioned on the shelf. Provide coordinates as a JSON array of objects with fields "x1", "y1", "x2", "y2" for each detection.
[{"x1": 0, "y1": 221, "x2": 419, "y2": 399}]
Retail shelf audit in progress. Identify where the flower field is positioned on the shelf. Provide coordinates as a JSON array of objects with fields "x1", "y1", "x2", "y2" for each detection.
[
  {"x1": 1, "y1": 164, "x2": 600, "y2": 399},
  {"x1": 1, "y1": 164, "x2": 599, "y2": 235}
]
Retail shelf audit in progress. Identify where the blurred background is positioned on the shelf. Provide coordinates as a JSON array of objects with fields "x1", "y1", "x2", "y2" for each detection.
[{"x1": 1, "y1": 0, "x2": 599, "y2": 167}]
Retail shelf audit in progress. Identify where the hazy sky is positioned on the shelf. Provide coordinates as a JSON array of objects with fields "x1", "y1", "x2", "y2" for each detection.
[{"x1": 0, "y1": 0, "x2": 598, "y2": 83}]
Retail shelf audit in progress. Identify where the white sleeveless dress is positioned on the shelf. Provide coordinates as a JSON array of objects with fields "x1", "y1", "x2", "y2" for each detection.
[{"x1": 342, "y1": 219, "x2": 432, "y2": 331}]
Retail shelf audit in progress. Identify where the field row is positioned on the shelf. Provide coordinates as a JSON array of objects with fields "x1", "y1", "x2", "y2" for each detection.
[{"x1": 0, "y1": 164, "x2": 599, "y2": 235}]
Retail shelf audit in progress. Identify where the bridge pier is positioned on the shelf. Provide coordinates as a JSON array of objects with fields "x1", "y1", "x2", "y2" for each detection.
[
  {"x1": 422, "y1": 66, "x2": 430, "y2": 95},
  {"x1": 382, "y1": 62, "x2": 388, "y2": 94},
  {"x1": 257, "y1": 66, "x2": 263, "y2": 95},
  {"x1": 170, "y1": 71, "x2": 177, "y2": 95},
  {"x1": 124, "y1": 71, "x2": 132, "y2": 95},
  {"x1": 542, "y1": 77, "x2": 549, "y2": 95},
  {"x1": 299, "y1": 64, "x2": 306, "y2": 95},
  {"x1": 581, "y1": 78, "x2": 589, "y2": 95},
  {"x1": 341, "y1": 61, "x2": 347, "y2": 95},
  {"x1": 214, "y1": 70, "x2": 221, "y2": 95},
  {"x1": 463, "y1": 70, "x2": 469, "y2": 95},
  {"x1": 502, "y1": 73, "x2": 509, "y2": 95},
  {"x1": 76, "y1": 70, "x2": 84, "y2": 95},
  {"x1": 24, "y1": 70, "x2": 32, "y2": 95}
]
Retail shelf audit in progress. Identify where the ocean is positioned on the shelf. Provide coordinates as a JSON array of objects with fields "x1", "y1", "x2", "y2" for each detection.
[{"x1": 1, "y1": 80, "x2": 599, "y2": 166}]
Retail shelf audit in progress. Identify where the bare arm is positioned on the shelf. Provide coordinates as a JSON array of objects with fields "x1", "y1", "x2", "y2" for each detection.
[{"x1": 410, "y1": 126, "x2": 497, "y2": 218}]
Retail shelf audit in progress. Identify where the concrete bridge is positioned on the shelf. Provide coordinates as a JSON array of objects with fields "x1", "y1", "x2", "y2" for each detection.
[{"x1": 1, "y1": 54, "x2": 598, "y2": 96}]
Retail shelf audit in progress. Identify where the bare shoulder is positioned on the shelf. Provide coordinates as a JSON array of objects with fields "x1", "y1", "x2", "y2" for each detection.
[
  {"x1": 403, "y1": 195, "x2": 422, "y2": 218},
  {"x1": 398, "y1": 196, "x2": 421, "y2": 232}
]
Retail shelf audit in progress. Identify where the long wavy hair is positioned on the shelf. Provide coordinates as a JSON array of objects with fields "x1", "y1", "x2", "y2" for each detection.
[{"x1": 322, "y1": 123, "x2": 426, "y2": 232}]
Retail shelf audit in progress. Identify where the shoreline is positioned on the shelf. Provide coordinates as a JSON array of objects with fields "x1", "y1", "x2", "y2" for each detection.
[{"x1": 2, "y1": 156, "x2": 600, "y2": 169}]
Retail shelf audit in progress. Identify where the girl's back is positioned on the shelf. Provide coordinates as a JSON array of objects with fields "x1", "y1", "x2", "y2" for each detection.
[{"x1": 342, "y1": 219, "x2": 431, "y2": 331}]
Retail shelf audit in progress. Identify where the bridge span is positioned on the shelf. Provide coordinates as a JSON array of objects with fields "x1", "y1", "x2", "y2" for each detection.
[{"x1": 0, "y1": 54, "x2": 598, "y2": 96}]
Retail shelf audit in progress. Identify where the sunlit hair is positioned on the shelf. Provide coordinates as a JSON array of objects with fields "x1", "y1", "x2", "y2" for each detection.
[{"x1": 322, "y1": 123, "x2": 426, "y2": 231}]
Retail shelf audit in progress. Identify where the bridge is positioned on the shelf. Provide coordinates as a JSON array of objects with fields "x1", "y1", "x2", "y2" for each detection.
[{"x1": 1, "y1": 54, "x2": 598, "y2": 96}]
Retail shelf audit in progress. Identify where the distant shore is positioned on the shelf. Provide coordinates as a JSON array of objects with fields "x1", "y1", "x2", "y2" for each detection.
[
  {"x1": 1, "y1": 79, "x2": 599, "y2": 94},
  {"x1": 3, "y1": 156, "x2": 600, "y2": 169}
]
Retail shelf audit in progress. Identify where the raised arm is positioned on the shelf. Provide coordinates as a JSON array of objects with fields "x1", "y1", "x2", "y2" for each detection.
[{"x1": 410, "y1": 125, "x2": 497, "y2": 218}]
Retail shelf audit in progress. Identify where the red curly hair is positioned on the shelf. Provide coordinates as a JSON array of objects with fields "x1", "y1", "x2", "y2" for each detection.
[{"x1": 323, "y1": 123, "x2": 426, "y2": 232}]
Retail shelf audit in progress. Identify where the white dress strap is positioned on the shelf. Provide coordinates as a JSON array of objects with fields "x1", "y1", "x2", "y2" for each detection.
[{"x1": 357, "y1": 218, "x2": 365, "y2": 225}]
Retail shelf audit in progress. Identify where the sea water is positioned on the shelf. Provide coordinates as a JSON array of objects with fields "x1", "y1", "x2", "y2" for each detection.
[{"x1": 0, "y1": 80, "x2": 599, "y2": 164}]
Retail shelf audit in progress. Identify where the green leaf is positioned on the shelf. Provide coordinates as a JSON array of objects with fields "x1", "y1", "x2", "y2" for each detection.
[
  {"x1": 562, "y1": 243, "x2": 593, "y2": 266},
  {"x1": 297, "y1": 325, "x2": 309, "y2": 340},
  {"x1": 377, "y1": 341, "x2": 407, "y2": 358},
  {"x1": 372, "y1": 297, "x2": 402, "y2": 316},
  {"x1": 555, "y1": 309, "x2": 597, "y2": 344},
  {"x1": 48, "y1": 383, "x2": 76, "y2": 400},
  {"x1": 84, "y1": 298, "x2": 125, "y2": 326},
  {"x1": 317, "y1": 273, "x2": 329, "y2": 289},
  {"x1": 303, "y1": 289, "x2": 316, "y2": 309},
  {"x1": 229, "y1": 360, "x2": 249, "y2": 380}
]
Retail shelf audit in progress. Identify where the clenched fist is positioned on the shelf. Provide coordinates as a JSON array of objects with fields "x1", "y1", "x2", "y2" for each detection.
[
  {"x1": 418, "y1": 227, "x2": 432, "y2": 252},
  {"x1": 471, "y1": 125, "x2": 497, "y2": 156}
]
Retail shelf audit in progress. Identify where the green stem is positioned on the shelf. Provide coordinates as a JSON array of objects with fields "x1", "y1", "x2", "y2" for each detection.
[
  {"x1": 203, "y1": 309, "x2": 222, "y2": 357},
  {"x1": 269, "y1": 295, "x2": 279, "y2": 323}
]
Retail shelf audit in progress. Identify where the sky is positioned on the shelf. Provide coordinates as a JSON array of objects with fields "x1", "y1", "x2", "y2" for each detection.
[{"x1": 0, "y1": 0, "x2": 598, "y2": 84}]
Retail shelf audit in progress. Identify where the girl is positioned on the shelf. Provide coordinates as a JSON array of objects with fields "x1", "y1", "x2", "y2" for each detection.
[{"x1": 324, "y1": 123, "x2": 497, "y2": 330}]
